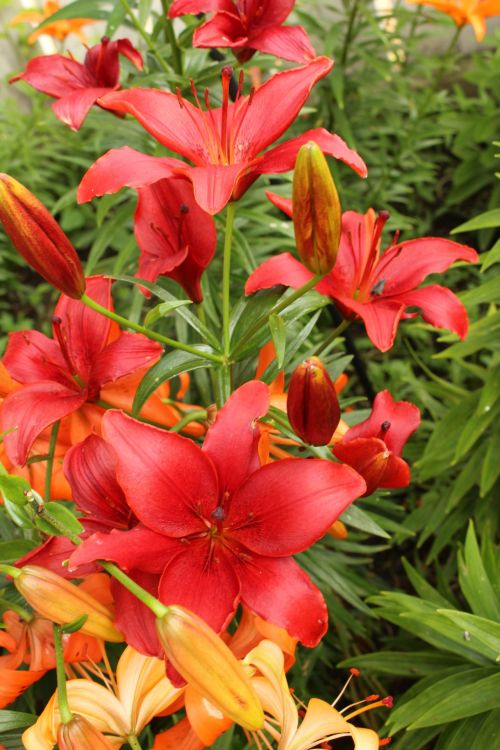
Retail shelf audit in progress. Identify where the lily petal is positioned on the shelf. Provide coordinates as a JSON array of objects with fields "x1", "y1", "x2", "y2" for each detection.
[
  {"x1": 395, "y1": 284, "x2": 470, "y2": 340},
  {"x1": 248, "y1": 24, "x2": 317, "y2": 63},
  {"x1": 52, "y1": 86, "x2": 113, "y2": 131},
  {"x1": 341, "y1": 390, "x2": 420, "y2": 455},
  {"x1": 3, "y1": 330, "x2": 69, "y2": 386},
  {"x1": 112, "y1": 572, "x2": 163, "y2": 657},
  {"x1": 91, "y1": 332, "x2": 162, "y2": 388}
]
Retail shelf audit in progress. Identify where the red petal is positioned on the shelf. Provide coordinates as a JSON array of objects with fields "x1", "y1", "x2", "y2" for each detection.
[
  {"x1": 394, "y1": 284, "x2": 470, "y2": 340},
  {"x1": 112, "y1": 571, "x2": 163, "y2": 657},
  {"x1": 334, "y1": 438, "x2": 411, "y2": 496},
  {"x1": 255, "y1": 127, "x2": 367, "y2": 178},
  {"x1": 3, "y1": 330, "x2": 69, "y2": 386},
  {"x1": 203, "y1": 380, "x2": 269, "y2": 495},
  {"x1": 249, "y1": 24, "x2": 317, "y2": 63},
  {"x1": 234, "y1": 57, "x2": 333, "y2": 157},
  {"x1": 193, "y1": 12, "x2": 248, "y2": 49},
  {"x1": 375, "y1": 237, "x2": 478, "y2": 294},
  {"x1": 2, "y1": 382, "x2": 86, "y2": 466},
  {"x1": 186, "y1": 163, "x2": 246, "y2": 215},
  {"x1": 10, "y1": 55, "x2": 91, "y2": 97},
  {"x1": 337, "y1": 295, "x2": 406, "y2": 352},
  {"x1": 236, "y1": 554, "x2": 328, "y2": 647},
  {"x1": 98, "y1": 89, "x2": 215, "y2": 165},
  {"x1": 158, "y1": 539, "x2": 240, "y2": 633},
  {"x1": 266, "y1": 191, "x2": 293, "y2": 217},
  {"x1": 52, "y1": 87, "x2": 113, "y2": 131},
  {"x1": 77, "y1": 147, "x2": 184, "y2": 204},
  {"x1": 229, "y1": 459, "x2": 365, "y2": 555},
  {"x1": 68, "y1": 525, "x2": 180, "y2": 573},
  {"x1": 91, "y1": 332, "x2": 161, "y2": 388},
  {"x1": 102, "y1": 410, "x2": 218, "y2": 535},
  {"x1": 114, "y1": 38, "x2": 144, "y2": 71},
  {"x1": 64, "y1": 434, "x2": 132, "y2": 529},
  {"x1": 342, "y1": 390, "x2": 420, "y2": 456},
  {"x1": 169, "y1": 0, "x2": 233, "y2": 16},
  {"x1": 15, "y1": 536, "x2": 83, "y2": 579},
  {"x1": 245, "y1": 252, "x2": 314, "y2": 294},
  {"x1": 54, "y1": 275, "x2": 112, "y2": 382}
]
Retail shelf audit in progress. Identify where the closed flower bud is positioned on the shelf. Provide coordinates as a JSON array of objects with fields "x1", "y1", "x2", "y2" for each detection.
[
  {"x1": 14, "y1": 565, "x2": 123, "y2": 642},
  {"x1": 292, "y1": 142, "x2": 341, "y2": 274},
  {"x1": 0, "y1": 174, "x2": 85, "y2": 298},
  {"x1": 57, "y1": 716, "x2": 115, "y2": 750},
  {"x1": 287, "y1": 356, "x2": 341, "y2": 445},
  {"x1": 156, "y1": 605, "x2": 264, "y2": 731}
]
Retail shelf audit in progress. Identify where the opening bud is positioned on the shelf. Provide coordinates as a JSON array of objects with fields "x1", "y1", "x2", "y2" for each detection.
[
  {"x1": 156, "y1": 605, "x2": 264, "y2": 731},
  {"x1": 292, "y1": 142, "x2": 341, "y2": 275},
  {"x1": 287, "y1": 356, "x2": 341, "y2": 445},
  {"x1": 57, "y1": 716, "x2": 115, "y2": 750},
  {"x1": 0, "y1": 174, "x2": 85, "y2": 298},
  {"x1": 14, "y1": 565, "x2": 122, "y2": 642}
]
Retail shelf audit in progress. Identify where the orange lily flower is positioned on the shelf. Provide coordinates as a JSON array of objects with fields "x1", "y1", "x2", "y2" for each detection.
[
  {"x1": 407, "y1": 0, "x2": 500, "y2": 41},
  {"x1": 22, "y1": 645, "x2": 184, "y2": 749},
  {"x1": 9, "y1": 1, "x2": 95, "y2": 44}
]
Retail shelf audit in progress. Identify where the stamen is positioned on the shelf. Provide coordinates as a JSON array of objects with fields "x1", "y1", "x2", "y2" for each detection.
[
  {"x1": 221, "y1": 66, "x2": 233, "y2": 162},
  {"x1": 52, "y1": 316, "x2": 77, "y2": 377},
  {"x1": 175, "y1": 87, "x2": 184, "y2": 108},
  {"x1": 331, "y1": 668, "x2": 359, "y2": 707},
  {"x1": 343, "y1": 695, "x2": 393, "y2": 721}
]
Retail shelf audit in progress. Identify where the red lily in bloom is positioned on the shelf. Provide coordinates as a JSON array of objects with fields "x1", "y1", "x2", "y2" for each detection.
[
  {"x1": 168, "y1": 0, "x2": 317, "y2": 63},
  {"x1": 1, "y1": 276, "x2": 161, "y2": 466},
  {"x1": 246, "y1": 203, "x2": 478, "y2": 351},
  {"x1": 69, "y1": 381, "x2": 366, "y2": 648},
  {"x1": 10, "y1": 36, "x2": 143, "y2": 131},
  {"x1": 125, "y1": 176, "x2": 216, "y2": 303},
  {"x1": 77, "y1": 58, "x2": 367, "y2": 215},
  {"x1": 333, "y1": 390, "x2": 420, "y2": 496}
]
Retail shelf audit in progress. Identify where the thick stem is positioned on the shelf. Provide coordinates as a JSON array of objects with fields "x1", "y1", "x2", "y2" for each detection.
[
  {"x1": 53, "y1": 624, "x2": 73, "y2": 724},
  {"x1": 127, "y1": 735, "x2": 143, "y2": 750},
  {"x1": 99, "y1": 561, "x2": 168, "y2": 619},
  {"x1": 118, "y1": 0, "x2": 173, "y2": 75},
  {"x1": 232, "y1": 274, "x2": 323, "y2": 357},
  {"x1": 160, "y1": 0, "x2": 183, "y2": 75},
  {"x1": 80, "y1": 294, "x2": 223, "y2": 364},
  {"x1": 44, "y1": 420, "x2": 60, "y2": 502},
  {"x1": 314, "y1": 319, "x2": 351, "y2": 356}
]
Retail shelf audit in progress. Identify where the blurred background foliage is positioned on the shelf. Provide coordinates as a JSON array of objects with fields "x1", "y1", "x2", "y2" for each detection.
[{"x1": 0, "y1": 0, "x2": 499, "y2": 748}]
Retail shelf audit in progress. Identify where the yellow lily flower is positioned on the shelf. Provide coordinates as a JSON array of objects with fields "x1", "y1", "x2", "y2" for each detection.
[{"x1": 22, "y1": 646, "x2": 184, "y2": 749}]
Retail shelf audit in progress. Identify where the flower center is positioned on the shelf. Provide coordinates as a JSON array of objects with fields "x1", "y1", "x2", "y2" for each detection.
[{"x1": 52, "y1": 315, "x2": 85, "y2": 390}]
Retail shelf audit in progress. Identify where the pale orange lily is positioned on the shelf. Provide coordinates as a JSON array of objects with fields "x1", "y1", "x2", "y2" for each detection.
[
  {"x1": 408, "y1": 0, "x2": 500, "y2": 41},
  {"x1": 22, "y1": 645, "x2": 184, "y2": 749},
  {"x1": 9, "y1": 1, "x2": 95, "y2": 44}
]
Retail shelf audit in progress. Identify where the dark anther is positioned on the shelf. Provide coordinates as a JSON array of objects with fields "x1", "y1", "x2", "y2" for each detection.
[
  {"x1": 52, "y1": 315, "x2": 62, "y2": 324},
  {"x1": 101, "y1": 36, "x2": 110, "y2": 44},
  {"x1": 211, "y1": 506, "x2": 225, "y2": 522},
  {"x1": 381, "y1": 420, "x2": 391, "y2": 432},
  {"x1": 379, "y1": 210, "x2": 390, "y2": 221},
  {"x1": 179, "y1": 203, "x2": 189, "y2": 214},
  {"x1": 371, "y1": 279, "x2": 386, "y2": 296}
]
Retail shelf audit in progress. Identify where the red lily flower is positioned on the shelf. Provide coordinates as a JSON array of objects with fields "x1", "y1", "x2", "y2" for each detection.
[
  {"x1": 127, "y1": 176, "x2": 216, "y2": 303},
  {"x1": 246, "y1": 203, "x2": 478, "y2": 351},
  {"x1": 10, "y1": 36, "x2": 143, "y2": 131},
  {"x1": 69, "y1": 381, "x2": 366, "y2": 648},
  {"x1": 333, "y1": 390, "x2": 420, "y2": 496},
  {"x1": 77, "y1": 58, "x2": 367, "y2": 215},
  {"x1": 169, "y1": 0, "x2": 317, "y2": 64},
  {"x1": 1, "y1": 276, "x2": 161, "y2": 466}
]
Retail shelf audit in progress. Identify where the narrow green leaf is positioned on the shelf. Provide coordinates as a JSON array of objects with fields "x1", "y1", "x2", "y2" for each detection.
[
  {"x1": 452, "y1": 209, "x2": 500, "y2": 233},
  {"x1": 268, "y1": 314, "x2": 286, "y2": 368},
  {"x1": 480, "y1": 424, "x2": 500, "y2": 496},
  {"x1": 144, "y1": 300, "x2": 192, "y2": 328},
  {"x1": 469, "y1": 708, "x2": 500, "y2": 750},
  {"x1": 459, "y1": 522, "x2": 500, "y2": 620},
  {"x1": 0, "y1": 711, "x2": 36, "y2": 732},
  {"x1": 0, "y1": 540, "x2": 37, "y2": 563},
  {"x1": 338, "y1": 651, "x2": 466, "y2": 677},
  {"x1": 410, "y1": 671, "x2": 500, "y2": 728},
  {"x1": 437, "y1": 610, "x2": 500, "y2": 662},
  {"x1": 340, "y1": 504, "x2": 390, "y2": 539},
  {"x1": 37, "y1": 0, "x2": 111, "y2": 27},
  {"x1": 402, "y1": 559, "x2": 453, "y2": 607}
]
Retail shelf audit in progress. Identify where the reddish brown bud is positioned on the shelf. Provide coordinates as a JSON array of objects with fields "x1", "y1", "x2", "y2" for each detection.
[
  {"x1": 287, "y1": 356, "x2": 341, "y2": 445},
  {"x1": 292, "y1": 142, "x2": 341, "y2": 275},
  {"x1": 0, "y1": 174, "x2": 85, "y2": 298},
  {"x1": 57, "y1": 716, "x2": 115, "y2": 750}
]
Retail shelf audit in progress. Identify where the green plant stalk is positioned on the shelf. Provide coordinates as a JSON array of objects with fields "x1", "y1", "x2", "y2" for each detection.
[
  {"x1": 169, "y1": 409, "x2": 208, "y2": 433},
  {"x1": 127, "y1": 735, "x2": 143, "y2": 750},
  {"x1": 53, "y1": 624, "x2": 73, "y2": 724},
  {"x1": 232, "y1": 274, "x2": 324, "y2": 357},
  {"x1": 160, "y1": 0, "x2": 183, "y2": 75},
  {"x1": 44, "y1": 420, "x2": 60, "y2": 503},
  {"x1": 118, "y1": 0, "x2": 173, "y2": 75},
  {"x1": 0, "y1": 595, "x2": 31, "y2": 621},
  {"x1": 340, "y1": 0, "x2": 362, "y2": 67},
  {"x1": 314, "y1": 319, "x2": 351, "y2": 355},
  {"x1": 80, "y1": 294, "x2": 223, "y2": 364},
  {"x1": 99, "y1": 561, "x2": 168, "y2": 619}
]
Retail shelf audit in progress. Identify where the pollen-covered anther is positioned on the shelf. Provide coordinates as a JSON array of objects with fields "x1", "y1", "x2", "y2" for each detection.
[{"x1": 382, "y1": 696, "x2": 394, "y2": 708}]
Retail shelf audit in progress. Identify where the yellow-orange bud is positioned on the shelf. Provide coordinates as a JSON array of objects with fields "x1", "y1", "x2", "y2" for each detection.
[
  {"x1": 292, "y1": 142, "x2": 341, "y2": 274},
  {"x1": 156, "y1": 605, "x2": 264, "y2": 731},
  {"x1": 14, "y1": 565, "x2": 123, "y2": 642},
  {"x1": 0, "y1": 174, "x2": 85, "y2": 298},
  {"x1": 287, "y1": 356, "x2": 341, "y2": 445},
  {"x1": 57, "y1": 716, "x2": 115, "y2": 750}
]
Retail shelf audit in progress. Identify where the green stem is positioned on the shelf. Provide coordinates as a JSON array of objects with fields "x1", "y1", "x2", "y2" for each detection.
[
  {"x1": 0, "y1": 595, "x2": 31, "y2": 620},
  {"x1": 232, "y1": 274, "x2": 323, "y2": 357},
  {"x1": 44, "y1": 420, "x2": 60, "y2": 502},
  {"x1": 0, "y1": 564, "x2": 21, "y2": 578},
  {"x1": 222, "y1": 203, "x2": 236, "y2": 359},
  {"x1": 160, "y1": 0, "x2": 183, "y2": 75},
  {"x1": 169, "y1": 409, "x2": 207, "y2": 433},
  {"x1": 118, "y1": 0, "x2": 173, "y2": 75},
  {"x1": 53, "y1": 624, "x2": 73, "y2": 724},
  {"x1": 340, "y1": 0, "x2": 361, "y2": 67},
  {"x1": 99, "y1": 562, "x2": 168, "y2": 619},
  {"x1": 127, "y1": 735, "x2": 143, "y2": 750},
  {"x1": 444, "y1": 24, "x2": 462, "y2": 58},
  {"x1": 314, "y1": 319, "x2": 351, "y2": 356},
  {"x1": 80, "y1": 294, "x2": 223, "y2": 364}
]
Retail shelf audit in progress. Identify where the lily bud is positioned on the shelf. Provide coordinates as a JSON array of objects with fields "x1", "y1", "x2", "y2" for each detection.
[
  {"x1": 57, "y1": 716, "x2": 115, "y2": 750},
  {"x1": 0, "y1": 174, "x2": 85, "y2": 298},
  {"x1": 287, "y1": 356, "x2": 341, "y2": 445},
  {"x1": 13, "y1": 565, "x2": 122, "y2": 642},
  {"x1": 156, "y1": 605, "x2": 264, "y2": 731},
  {"x1": 292, "y1": 142, "x2": 341, "y2": 274}
]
